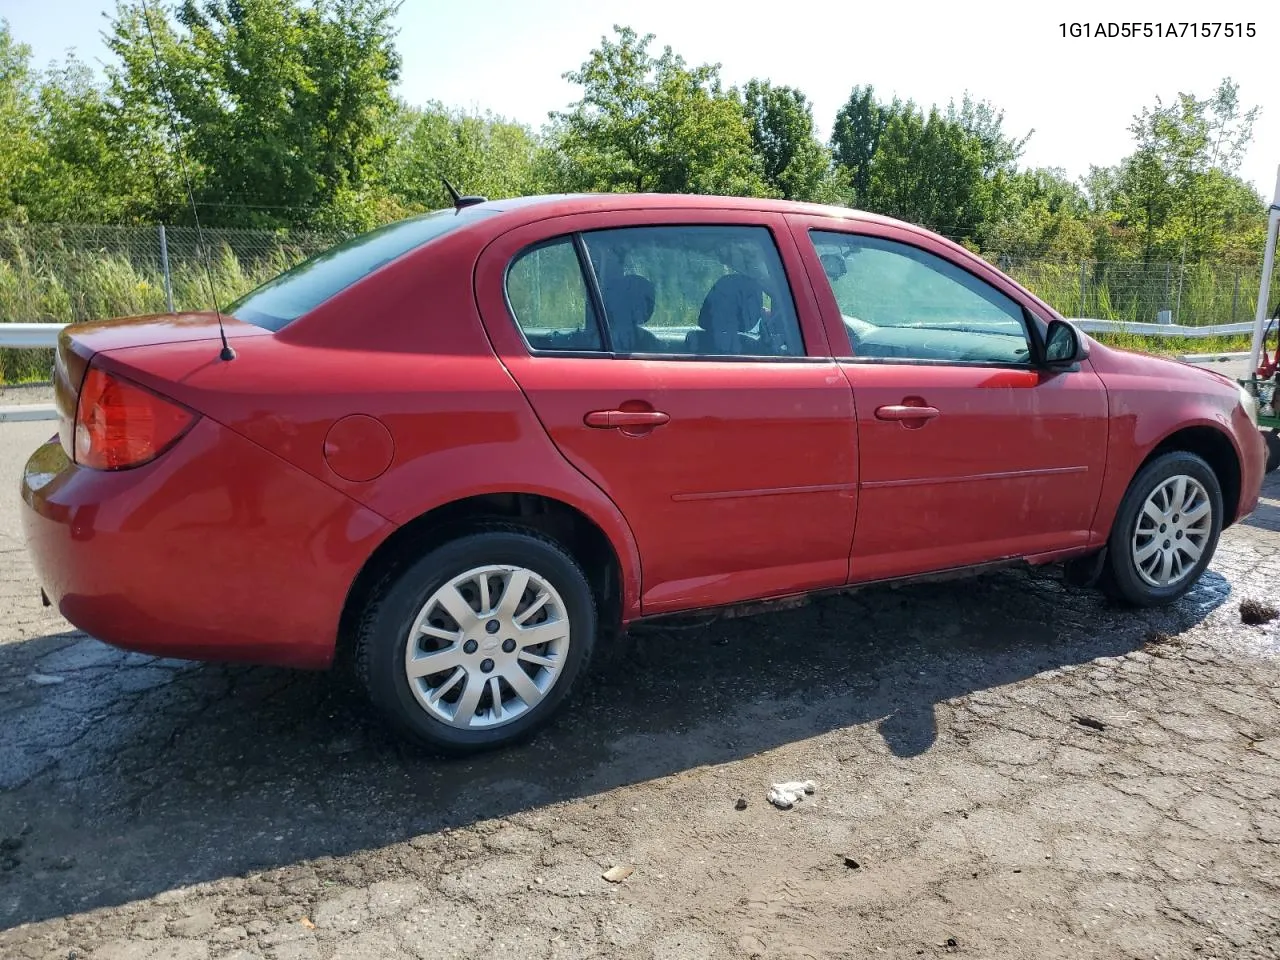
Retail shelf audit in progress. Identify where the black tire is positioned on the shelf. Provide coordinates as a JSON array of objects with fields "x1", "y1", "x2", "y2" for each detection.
[
  {"x1": 1101, "y1": 451, "x2": 1223, "y2": 607},
  {"x1": 1265, "y1": 429, "x2": 1280, "y2": 473},
  {"x1": 355, "y1": 526, "x2": 596, "y2": 754}
]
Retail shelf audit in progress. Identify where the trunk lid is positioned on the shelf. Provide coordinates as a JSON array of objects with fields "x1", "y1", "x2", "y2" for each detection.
[
  {"x1": 53, "y1": 312, "x2": 271, "y2": 458},
  {"x1": 58, "y1": 311, "x2": 271, "y2": 356}
]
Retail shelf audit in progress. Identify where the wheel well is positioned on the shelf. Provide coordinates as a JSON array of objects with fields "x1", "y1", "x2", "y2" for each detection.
[
  {"x1": 336, "y1": 494, "x2": 623, "y2": 666},
  {"x1": 1143, "y1": 426, "x2": 1241, "y2": 524}
]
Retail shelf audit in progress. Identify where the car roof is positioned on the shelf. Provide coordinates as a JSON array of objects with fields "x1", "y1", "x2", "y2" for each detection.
[
  {"x1": 449, "y1": 193, "x2": 1061, "y2": 325},
  {"x1": 475, "y1": 192, "x2": 919, "y2": 233}
]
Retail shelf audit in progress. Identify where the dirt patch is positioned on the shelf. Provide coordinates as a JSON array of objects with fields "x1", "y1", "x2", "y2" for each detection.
[{"x1": 1239, "y1": 597, "x2": 1278, "y2": 625}]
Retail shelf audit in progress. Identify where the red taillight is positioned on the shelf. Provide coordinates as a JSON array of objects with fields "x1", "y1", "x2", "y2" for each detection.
[{"x1": 74, "y1": 366, "x2": 197, "y2": 471}]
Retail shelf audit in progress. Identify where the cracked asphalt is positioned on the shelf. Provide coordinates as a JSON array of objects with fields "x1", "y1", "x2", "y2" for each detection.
[{"x1": 2, "y1": 416, "x2": 1280, "y2": 959}]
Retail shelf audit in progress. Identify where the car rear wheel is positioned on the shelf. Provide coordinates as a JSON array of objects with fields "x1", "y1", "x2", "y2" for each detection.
[
  {"x1": 355, "y1": 527, "x2": 596, "y2": 753},
  {"x1": 1102, "y1": 451, "x2": 1222, "y2": 607}
]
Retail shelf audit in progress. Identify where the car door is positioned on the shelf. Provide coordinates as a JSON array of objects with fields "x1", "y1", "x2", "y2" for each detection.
[
  {"x1": 786, "y1": 214, "x2": 1109, "y2": 583},
  {"x1": 474, "y1": 208, "x2": 858, "y2": 615}
]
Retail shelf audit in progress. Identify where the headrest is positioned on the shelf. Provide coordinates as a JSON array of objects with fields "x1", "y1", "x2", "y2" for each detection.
[
  {"x1": 600, "y1": 274, "x2": 656, "y2": 328},
  {"x1": 697, "y1": 274, "x2": 766, "y2": 336}
]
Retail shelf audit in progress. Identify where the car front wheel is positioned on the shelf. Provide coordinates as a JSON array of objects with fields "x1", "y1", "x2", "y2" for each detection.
[
  {"x1": 355, "y1": 527, "x2": 596, "y2": 753},
  {"x1": 1102, "y1": 451, "x2": 1223, "y2": 607}
]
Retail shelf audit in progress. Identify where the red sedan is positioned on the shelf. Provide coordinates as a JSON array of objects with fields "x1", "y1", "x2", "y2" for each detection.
[{"x1": 20, "y1": 193, "x2": 1266, "y2": 752}]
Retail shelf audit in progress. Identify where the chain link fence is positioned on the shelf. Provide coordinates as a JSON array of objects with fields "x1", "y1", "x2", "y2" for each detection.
[
  {"x1": 2, "y1": 221, "x2": 1278, "y2": 384},
  {"x1": 986, "y1": 255, "x2": 1279, "y2": 330},
  {"x1": 0, "y1": 222, "x2": 342, "y2": 383}
]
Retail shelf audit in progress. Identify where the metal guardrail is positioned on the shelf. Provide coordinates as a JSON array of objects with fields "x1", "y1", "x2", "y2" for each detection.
[
  {"x1": 0, "y1": 318, "x2": 1260, "y2": 350},
  {"x1": 1070, "y1": 319, "x2": 1253, "y2": 336},
  {"x1": 0, "y1": 323, "x2": 65, "y2": 348},
  {"x1": 0, "y1": 404, "x2": 57, "y2": 423}
]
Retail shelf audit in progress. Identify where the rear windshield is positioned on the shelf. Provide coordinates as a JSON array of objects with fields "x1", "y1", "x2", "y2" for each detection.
[{"x1": 227, "y1": 206, "x2": 495, "y2": 331}]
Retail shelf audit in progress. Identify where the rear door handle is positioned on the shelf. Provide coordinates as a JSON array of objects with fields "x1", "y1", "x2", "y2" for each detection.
[
  {"x1": 584, "y1": 409, "x2": 671, "y2": 428},
  {"x1": 875, "y1": 404, "x2": 940, "y2": 421}
]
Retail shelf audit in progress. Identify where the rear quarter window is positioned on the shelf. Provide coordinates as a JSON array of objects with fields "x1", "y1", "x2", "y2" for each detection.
[{"x1": 227, "y1": 207, "x2": 495, "y2": 331}]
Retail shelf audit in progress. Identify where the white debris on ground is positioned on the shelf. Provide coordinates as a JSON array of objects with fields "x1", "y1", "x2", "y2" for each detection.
[{"x1": 766, "y1": 780, "x2": 815, "y2": 809}]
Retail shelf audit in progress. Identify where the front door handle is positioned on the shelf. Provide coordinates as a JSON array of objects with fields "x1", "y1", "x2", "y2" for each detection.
[
  {"x1": 584, "y1": 409, "x2": 671, "y2": 429},
  {"x1": 875, "y1": 404, "x2": 940, "y2": 421}
]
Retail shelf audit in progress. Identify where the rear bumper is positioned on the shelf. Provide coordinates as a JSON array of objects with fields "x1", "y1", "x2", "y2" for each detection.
[{"x1": 20, "y1": 417, "x2": 393, "y2": 669}]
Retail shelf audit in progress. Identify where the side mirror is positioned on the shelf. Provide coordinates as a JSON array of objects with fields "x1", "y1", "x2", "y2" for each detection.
[{"x1": 1043, "y1": 319, "x2": 1088, "y2": 369}]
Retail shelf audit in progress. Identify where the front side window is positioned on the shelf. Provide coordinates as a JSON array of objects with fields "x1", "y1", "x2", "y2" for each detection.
[
  {"x1": 580, "y1": 225, "x2": 804, "y2": 358},
  {"x1": 809, "y1": 230, "x2": 1032, "y2": 365}
]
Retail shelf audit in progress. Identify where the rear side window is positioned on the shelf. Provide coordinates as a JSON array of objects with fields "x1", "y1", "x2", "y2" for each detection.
[
  {"x1": 506, "y1": 238, "x2": 604, "y2": 351},
  {"x1": 227, "y1": 207, "x2": 494, "y2": 331}
]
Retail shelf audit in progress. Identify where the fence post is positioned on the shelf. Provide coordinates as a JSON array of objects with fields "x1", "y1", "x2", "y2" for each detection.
[
  {"x1": 158, "y1": 224, "x2": 175, "y2": 314},
  {"x1": 1231, "y1": 270, "x2": 1240, "y2": 323},
  {"x1": 1174, "y1": 261, "x2": 1184, "y2": 325},
  {"x1": 1078, "y1": 261, "x2": 1087, "y2": 316}
]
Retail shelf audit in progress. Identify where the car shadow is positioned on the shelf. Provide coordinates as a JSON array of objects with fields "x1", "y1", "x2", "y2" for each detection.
[
  {"x1": 0, "y1": 563, "x2": 1232, "y2": 929},
  {"x1": 1239, "y1": 477, "x2": 1280, "y2": 535}
]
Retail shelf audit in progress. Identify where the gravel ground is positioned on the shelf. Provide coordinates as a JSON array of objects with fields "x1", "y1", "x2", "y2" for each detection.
[{"x1": 1, "y1": 417, "x2": 1279, "y2": 960}]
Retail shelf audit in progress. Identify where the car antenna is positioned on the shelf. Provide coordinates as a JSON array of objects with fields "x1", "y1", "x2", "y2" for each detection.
[
  {"x1": 441, "y1": 177, "x2": 488, "y2": 211},
  {"x1": 140, "y1": 0, "x2": 235, "y2": 362}
]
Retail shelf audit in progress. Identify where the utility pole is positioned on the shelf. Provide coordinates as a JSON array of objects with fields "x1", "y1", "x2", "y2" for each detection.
[{"x1": 1248, "y1": 166, "x2": 1280, "y2": 378}]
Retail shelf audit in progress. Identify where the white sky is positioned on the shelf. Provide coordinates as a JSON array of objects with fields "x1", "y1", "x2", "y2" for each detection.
[{"x1": 4, "y1": 0, "x2": 1278, "y2": 201}]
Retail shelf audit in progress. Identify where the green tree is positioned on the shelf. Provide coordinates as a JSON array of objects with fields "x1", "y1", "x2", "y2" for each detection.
[
  {"x1": 0, "y1": 21, "x2": 44, "y2": 220},
  {"x1": 30, "y1": 56, "x2": 127, "y2": 222},
  {"x1": 296, "y1": 0, "x2": 404, "y2": 230},
  {"x1": 944, "y1": 92, "x2": 1032, "y2": 231},
  {"x1": 102, "y1": 2, "x2": 199, "y2": 222},
  {"x1": 105, "y1": 0, "x2": 402, "y2": 230},
  {"x1": 1167, "y1": 79, "x2": 1260, "y2": 260},
  {"x1": 978, "y1": 168, "x2": 1092, "y2": 260},
  {"x1": 1, "y1": 18, "x2": 161, "y2": 223},
  {"x1": 831, "y1": 85, "x2": 887, "y2": 205},
  {"x1": 1111, "y1": 77, "x2": 1262, "y2": 261},
  {"x1": 741, "y1": 79, "x2": 831, "y2": 201},
  {"x1": 945, "y1": 92, "x2": 1030, "y2": 178},
  {"x1": 862, "y1": 100, "x2": 990, "y2": 241},
  {"x1": 548, "y1": 25, "x2": 767, "y2": 197},
  {"x1": 384, "y1": 100, "x2": 544, "y2": 211},
  {"x1": 1112, "y1": 145, "x2": 1173, "y2": 261}
]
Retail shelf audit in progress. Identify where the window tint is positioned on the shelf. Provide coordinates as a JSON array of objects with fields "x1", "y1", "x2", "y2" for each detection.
[
  {"x1": 580, "y1": 225, "x2": 804, "y2": 357},
  {"x1": 227, "y1": 206, "x2": 495, "y2": 331},
  {"x1": 810, "y1": 231, "x2": 1031, "y2": 365},
  {"x1": 506, "y1": 238, "x2": 603, "y2": 351}
]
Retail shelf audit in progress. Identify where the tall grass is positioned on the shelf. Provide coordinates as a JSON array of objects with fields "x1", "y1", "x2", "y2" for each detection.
[
  {"x1": 998, "y1": 257, "x2": 1279, "y2": 328},
  {"x1": 1092, "y1": 332, "x2": 1252, "y2": 356},
  {"x1": 0, "y1": 226, "x2": 327, "y2": 383}
]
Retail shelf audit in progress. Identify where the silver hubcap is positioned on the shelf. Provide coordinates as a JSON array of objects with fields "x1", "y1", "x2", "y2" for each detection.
[
  {"x1": 1132, "y1": 475, "x2": 1213, "y2": 588},
  {"x1": 404, "y1": 565, "x2": 570, "y2": 729}
]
